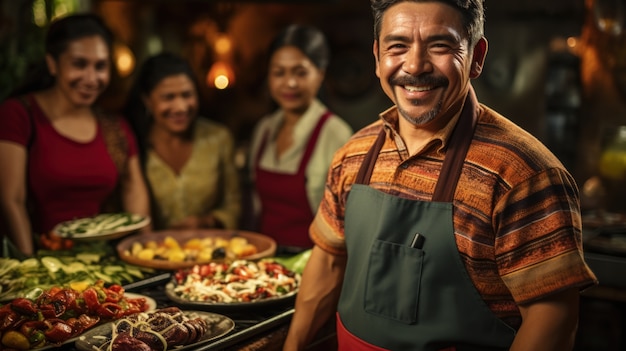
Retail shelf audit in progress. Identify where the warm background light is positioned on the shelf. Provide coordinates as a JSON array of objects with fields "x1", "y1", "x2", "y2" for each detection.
[
  {"x1": 207, "y1": 61, "x2": 235, "y2": 89},
  {"x1": 214, "y1": 35, "x2": 232, "y2": 56},
  {"x1": 214, "y1": 75, "x2": 230, "y2": 89},
  {"x1": 114, "y1": 44, "x2": 135, "y2": 77}
]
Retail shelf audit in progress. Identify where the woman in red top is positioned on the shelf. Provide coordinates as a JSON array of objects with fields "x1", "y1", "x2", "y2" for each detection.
[{"x1": 0, "y1": 14, "x2": 150, "y2": 256}]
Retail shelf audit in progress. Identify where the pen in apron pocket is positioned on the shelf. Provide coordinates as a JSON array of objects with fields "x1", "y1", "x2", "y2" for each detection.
[{"x1": 410, "y1": 232, "x2": 425, "y2": 249}]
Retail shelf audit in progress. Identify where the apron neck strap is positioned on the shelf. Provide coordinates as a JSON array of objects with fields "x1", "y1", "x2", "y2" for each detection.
[
  {"x1": 432, "y1": 87, "x2": 479, "y2": 202},
  {"x1": 296, "y1": 110, "x2": 333, "y2": 174},
  {"x1": 355, "y1": 128, "x2": 386, "y2": 185},
  {"x1": 354, "y1": 87, "x2": 479, "y2": 203},
  {"x1": 255, "y1": 110, "x2": 333, "y2": 169}
]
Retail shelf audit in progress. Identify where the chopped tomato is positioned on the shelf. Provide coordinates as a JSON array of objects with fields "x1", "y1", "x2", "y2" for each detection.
[
  {"x1": 97, "y1": 302, "x2": 123, "y2": 318},
  {"x1": 82, "y1": 288, "x2": 101, "y2": 313},
  {"x1": 10, "y1": 298, "x2": 38, "y2": 317},
  {"x1": 43, "y1": 320, "x2": 74, "y2": 343}
]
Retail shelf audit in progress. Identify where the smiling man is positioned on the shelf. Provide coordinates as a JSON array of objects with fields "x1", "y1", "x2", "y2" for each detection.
[{"x1": 282, "y1": 1, "x2": 598, "y2": 351}]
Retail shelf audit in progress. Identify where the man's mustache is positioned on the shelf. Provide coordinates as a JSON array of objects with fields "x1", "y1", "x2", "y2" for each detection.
[{"x1": 390, "y1": 74, "x2": 448, "y2": 88}]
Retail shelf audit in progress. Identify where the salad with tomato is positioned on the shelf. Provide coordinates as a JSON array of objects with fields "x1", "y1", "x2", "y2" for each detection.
[{"x1": 171, "y1": 259, "x2": 301, "y2": 303}]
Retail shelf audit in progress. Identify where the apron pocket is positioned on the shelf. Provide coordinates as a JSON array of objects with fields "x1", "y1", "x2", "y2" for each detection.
[{"x1": 364, "y1": 239, "x2": 423, "y2": 324}]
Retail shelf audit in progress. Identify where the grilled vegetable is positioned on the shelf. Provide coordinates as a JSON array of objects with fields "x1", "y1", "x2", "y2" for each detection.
[
  {"x1": 0, "y1": 253, "x2": 148, "y2": 302},
  {"x1": 55, "y1": 213, "x2": 145, "y2": 237}
]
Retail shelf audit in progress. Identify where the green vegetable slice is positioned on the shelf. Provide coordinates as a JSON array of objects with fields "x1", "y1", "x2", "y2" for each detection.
[{"x1": 41, "y1": 257, "x2": 64, "y2": 273}]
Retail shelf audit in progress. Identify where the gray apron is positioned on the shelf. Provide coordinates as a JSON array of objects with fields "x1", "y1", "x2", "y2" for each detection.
[{"x1": 337, "y1": 89, "x2": 516, "y2": 351}]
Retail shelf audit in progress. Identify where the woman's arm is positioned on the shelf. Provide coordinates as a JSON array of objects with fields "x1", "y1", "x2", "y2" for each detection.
[
  {"x1": 210, "y1": 130, "x2": 241, "y2": 229},
  {"x1": 0, "y1": 141, "x2": 34, "y2": 255},
  {"x1": 246, "y1": 118, "x2": 270, "y2": 227},
  {"x1": 120, "y1": 155, "x2": 151, "y2": 230},
  {"x1": 510, "y1": 288, "x2": 580, "y2": 351}
]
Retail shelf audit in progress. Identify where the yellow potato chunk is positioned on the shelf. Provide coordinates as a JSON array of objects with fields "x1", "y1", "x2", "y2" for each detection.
[
  {"x1": 168, "y1": 248, "x2": 186, "y2": 262},
  {"x1": 131, "y1": 242, "x2": 143, "y2": 256},
  {"x1": 184, "y1": 238, "x2": 203, "y2": 251},
  {"x1": 163, "y1": 236, "x2": 180, "y2": 249},
  {"x1": 201, "y1": 237, "x2": 214, "y2": 247},
  {"x1": 229, "y1": 237, "x2": 248, "y2": 256},
  {"x1": 215, "y1": 237, "x2": 229, "y2": 248},
  {"x1": 197, "y1": 248, "x2": 214, "y2": 262},
  {"x1": 137, "y1": 248, "x2": 155, "y2": 260},
  {"x1": 240, "y1": 243, "x2": 258, "y2": 257}
]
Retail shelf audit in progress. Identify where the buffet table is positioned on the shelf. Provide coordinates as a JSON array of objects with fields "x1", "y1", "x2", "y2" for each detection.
[
  {"x1": 0, "y1": 227, "x2": 327, "y2": 351},
  {"x1": 121, "y1": 276, "x2": 337, "y2": 351},
  {"x1": 46, "y1": 280, "x2": 336, "y2": 351}
]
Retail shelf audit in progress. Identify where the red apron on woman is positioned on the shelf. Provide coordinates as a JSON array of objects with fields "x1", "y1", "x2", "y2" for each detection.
[{"x1": 254, "y1": 111, "x2": 332, "y2": 248}]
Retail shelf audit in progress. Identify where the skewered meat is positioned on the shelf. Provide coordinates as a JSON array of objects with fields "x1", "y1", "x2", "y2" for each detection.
[
  {"x1": 184, "y1": 318, "x2": 208, "y2": 343},
  {"x1": 182, "y1": 321, "x2": 198, "y2": 343},
  {"x1": 157, "y1": 307, "x2": 185, "y2": 322},
  {"x1": 108, "y1": 307, "x2": 210, "y2": 351},
  {"x1": 132, "y1": 330, "x2": 166, "y2": 350},
  {"x1": 161, "y1": 323, "x2": 189, "y2": 346},
  {"x1": 111, "y1": 333, "x2": 152, "y2": 351}
]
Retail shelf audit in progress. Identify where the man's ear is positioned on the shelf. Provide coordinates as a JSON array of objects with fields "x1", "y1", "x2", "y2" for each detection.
[
  {"x1": 470, "y1": 37, "x2": 488, "y2": 79},
  {"x1": 373, "y1": 40, "x2": 381, "y2": 79}
]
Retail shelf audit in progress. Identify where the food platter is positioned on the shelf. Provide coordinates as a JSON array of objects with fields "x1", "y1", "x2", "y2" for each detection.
[
  {"x1": 0, "y1": 292, "x2": 157, "y2": 351},
  {"x1": 163, "y1": 259, "x2": 300, "y2": 312},
  {"x1": 116, "y1": 229, "x2": 277, "y2": 270},
  {"x1": 53, "y1": 213, "x2": 150, "y2": 241},
  {"x1": 164, "y1": 281, "x2": 297, "y2": 312},
  {"x1": 27, "y1": 335, "x2": 78, "y2": 351},
  {"x1": 74, "y1": 310, "x2": 235, "y2": 351},
  {"x1": 35, "y1": 337, "x2": 79, "y2": 350}
]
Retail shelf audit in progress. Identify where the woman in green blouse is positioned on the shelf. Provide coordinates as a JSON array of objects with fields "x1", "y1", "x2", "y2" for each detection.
[{"x1": 125, "y1": 52, "x2": 240, "y2": 230}]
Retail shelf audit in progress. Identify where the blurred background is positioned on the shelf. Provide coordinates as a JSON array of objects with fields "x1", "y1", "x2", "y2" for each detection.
[
  {"x1": 1, "y1": 0, "x2": 626, "y2": 186},
  {"x1": 2, "y1": 0, "x2": 626, "y2": 349}
]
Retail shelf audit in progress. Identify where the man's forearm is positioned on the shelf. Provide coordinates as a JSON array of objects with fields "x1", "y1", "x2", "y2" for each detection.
[
  {"x1": 283, "y1": 246, "x2": 346, "y2": 351},
  {"x1": 510, "y1": 288, "x2": 580, "y2": 351}
]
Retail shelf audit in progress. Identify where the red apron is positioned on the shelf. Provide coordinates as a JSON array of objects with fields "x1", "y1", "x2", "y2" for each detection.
[{"x1": 254, "y1": 111, "x2": 332, "y2": 248}]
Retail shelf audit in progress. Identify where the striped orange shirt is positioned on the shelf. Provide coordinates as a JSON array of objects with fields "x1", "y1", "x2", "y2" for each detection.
[{"x1": 310, "y1": 102, "x2": 598, "y2": 327}]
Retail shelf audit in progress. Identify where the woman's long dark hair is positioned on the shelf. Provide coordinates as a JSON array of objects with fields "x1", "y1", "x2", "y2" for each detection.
[
  {"x1": 9, "y1": 13, "x2": 114, "y2": 98},
  {"x1": 123, "y1": 52, "x2": 201, "y2": 167}
]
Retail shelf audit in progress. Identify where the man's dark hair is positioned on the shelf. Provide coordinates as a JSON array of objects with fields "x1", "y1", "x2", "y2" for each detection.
[{"x1": 370, "y1": 0, "x2": 485, "y2": 46}]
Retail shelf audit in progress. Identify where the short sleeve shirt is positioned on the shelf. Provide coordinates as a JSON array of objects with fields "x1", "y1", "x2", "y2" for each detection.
[
  {"x1": 0, "y1": 94, "x2": 137, "y2": 232},
  {"x1": 310, "y1": 102, "x2": 597, "y2": 326}
]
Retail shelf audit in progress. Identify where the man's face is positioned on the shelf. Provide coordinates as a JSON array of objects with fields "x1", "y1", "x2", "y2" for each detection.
[{"x1": 373, "y1": 1, "x2": 486, "y2": 129}]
